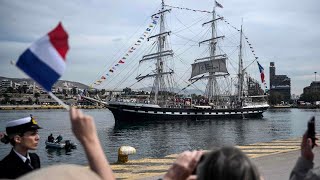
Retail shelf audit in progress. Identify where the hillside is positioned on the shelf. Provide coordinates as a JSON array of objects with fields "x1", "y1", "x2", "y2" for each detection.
[{"x1": 0, "y1": 76, "x2": 89, "y2": 89}]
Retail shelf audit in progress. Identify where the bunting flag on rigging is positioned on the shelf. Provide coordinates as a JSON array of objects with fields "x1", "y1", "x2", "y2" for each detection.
[
  {"x1": 91, "y1": 16, "x2": 159, "y2": 87},
  {"x1": 16, "y1": 22, "x2": 69, "y2": 92},
  {"x1": 215, "y1": 1, "x2": 223, "y2": 8}
]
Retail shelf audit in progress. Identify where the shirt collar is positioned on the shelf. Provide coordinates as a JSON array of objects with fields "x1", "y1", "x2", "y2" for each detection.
[{"x1": 13, "y1": 148, "x2": 30, "y2": 163}]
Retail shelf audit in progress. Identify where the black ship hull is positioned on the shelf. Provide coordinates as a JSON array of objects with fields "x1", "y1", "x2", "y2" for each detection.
[{"x1": 107, "y1": 103, "x2": 269, "y2": 124}]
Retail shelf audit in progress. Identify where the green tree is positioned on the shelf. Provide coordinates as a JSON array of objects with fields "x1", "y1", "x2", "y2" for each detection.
[
  {"x1": 3, "y1": 93, "x2": 10, "y2": 98},
  {"x1": 300, "y1": 92, "x2": 320, "y2": 102},
  {"x1": 22, "y1": 86, "x2": 28, "y2": 94},
  {"x1": 123, "y1": 87, "x2": 132, "y2": 95},
  {"x1": 63, "y1": 89, "x2": 68, "y2": 96},
  {"x1": 10, "y1": 99, "x2": 16, "y2": 105},
  {"x1": 4, "y1": 97, "x2": 10, "y2": 104},
  {"x1": 268, "y1": 91, "x2": 283, "y2": 105},
  {"x1": 72, "y1": 87, "x2": 78, "y2": 96},
  {"x1": 28, "y1": 97, "x2": 33, "y2": 105},
  {"x1": 101, "y1": 89, "x2": 106, "y2": 95},
  {"x1": 6, "y1": 87, "x2": 14, "y2": 93},
  {"x1": 34, "y1": 92, "x2": 41, "y2": 98},
  {"x1": 17, "y1": 86, "x2": 23, "y2": 94},
  {"x1": 35, "y1": 98, "x2": 40, "y2": 105},
  {"x1": 88, "y1": 89, "x2": 98, "y2": 95},
  {"x1": 1, "y1": 99, "x2": 7, "y2": 104}
]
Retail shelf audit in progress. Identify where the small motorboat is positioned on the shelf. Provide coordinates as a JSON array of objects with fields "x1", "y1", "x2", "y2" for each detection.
[{"x1": 45, "y1": 140, "x2": 77, "y2": 150}]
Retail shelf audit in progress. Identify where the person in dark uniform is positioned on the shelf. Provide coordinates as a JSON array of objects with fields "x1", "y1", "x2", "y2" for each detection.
[
  {"x1": 55, "y1": 134, "x2": 63, "y2": 143},
  {"x1": 47, "y1": 133, "x2": 54, "y2": 143},
  {"x1": 0, "y1": 116, "x2": 42, "y2": 179}
]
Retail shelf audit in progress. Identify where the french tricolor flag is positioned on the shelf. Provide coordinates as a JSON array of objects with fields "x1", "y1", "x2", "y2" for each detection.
[
  {"x1": 257, "y1": 61, "x2": 265, "y2": 83},
  {"x1": 16, "y1": 22, "x2": 69, "y2": 92}
]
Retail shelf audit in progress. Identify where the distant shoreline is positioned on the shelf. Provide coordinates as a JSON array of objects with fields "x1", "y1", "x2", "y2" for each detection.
[
  {"x1": 1, "y1": 104, "x2": 318, "y2": 110},
  {"x1": 270, "y1": 105, "x2": 320, "y2": 109},
  {"x1": 0, "y1": 105, "x2": 105, "y2": 110}
]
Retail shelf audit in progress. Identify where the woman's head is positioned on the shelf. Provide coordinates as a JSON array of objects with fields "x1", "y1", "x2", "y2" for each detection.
[
  {"x1": 2, "y1": 116, "x2": 41, "y2": 150},
  {"x1": 197, "y1": 147, "x2": 260, "y2": 180},
  {"x1": 10, "y1": 130, "x2": 40, "y2": 150}
]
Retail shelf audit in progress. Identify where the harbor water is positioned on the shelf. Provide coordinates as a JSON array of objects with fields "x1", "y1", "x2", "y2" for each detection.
[{"x1": 0, "y1": 108, "x2": 320, "y2": 166}]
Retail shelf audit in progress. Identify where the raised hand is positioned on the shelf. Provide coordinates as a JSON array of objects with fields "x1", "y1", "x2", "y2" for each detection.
[
  {"x1": 164, "y1": 150, "x2": 203, "y2": 180},
  {"x1": 69, "y1": 107, "x2": 97, "y2": 144},
  {"x1": 69, "y1": 107, "x2": 115, "y2": 180},
  {"x1": 0, "y1": 132, "x2": 4, "y2": 139},
  {"x1": 301, "y1": 132, "x2": 315, "y2": 161}
]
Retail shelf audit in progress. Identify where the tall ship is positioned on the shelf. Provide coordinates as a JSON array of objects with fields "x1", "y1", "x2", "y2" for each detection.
[{"x1": 85, "y1": 0, "x2": 269, "y2": 123}]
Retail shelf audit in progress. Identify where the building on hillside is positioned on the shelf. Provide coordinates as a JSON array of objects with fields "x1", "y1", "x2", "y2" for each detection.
[
  {"x1": 14, "y1": 82, "x2": 21, "y2": 89},
  {"x1": 269, "y1": 62, "x2": 291, "y2": 102},
  {"x1": 247, "y1": 77, "x2": 264, "y2": 96},
  {"x1": 303, "y1": 81, "x2": 320, "y2": 94},
  {"x1": 52, "y1": 87, "x2": 57, "y2": 93},
  {"x1": 1, "y1": 79, "x2": 13, "y2": 89},
  {"x1": 21, "y1": 81, "x2": 29, "y2": 89}
]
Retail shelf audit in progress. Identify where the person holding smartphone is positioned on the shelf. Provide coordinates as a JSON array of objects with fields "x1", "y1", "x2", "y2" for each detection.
[
  {"x1": 290, "y1": 117, "x2": 320, "y2": 180},
  {"x1": 163, "y1": 147, "x2": 262, "y2": 180}
]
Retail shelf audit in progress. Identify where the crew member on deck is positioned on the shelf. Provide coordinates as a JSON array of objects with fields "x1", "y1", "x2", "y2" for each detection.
[
  {"x1": 0, "y1": 116, "x2": 42, "y2": 179},
  {"x1": 47, "y1": 133, "x2": 54, "y2": 143},
  {"x1": 55, "y1": 134, "x2": 63, "y2": 143}
]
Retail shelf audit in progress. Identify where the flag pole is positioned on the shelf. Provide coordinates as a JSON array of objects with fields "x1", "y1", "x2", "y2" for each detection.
[
  {"x1": 48, "y1": 92, "x2": 70, "y2": 110},
  {"x1": 11, "y1": 60, "x2": 70, "y2": 111}
]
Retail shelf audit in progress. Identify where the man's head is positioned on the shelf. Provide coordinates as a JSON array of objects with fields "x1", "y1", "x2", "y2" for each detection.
[
  {"x1": 196, "y1": 147, "x2": 260, "y2": 180},
  {"x1": 5, "y1": 116, "x2": 41, "y2": 149}
]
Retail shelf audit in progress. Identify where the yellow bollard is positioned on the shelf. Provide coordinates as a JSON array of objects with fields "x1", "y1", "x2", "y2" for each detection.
[{"x1": 117, "y1": 146, "x2": 136, "y2": 163}]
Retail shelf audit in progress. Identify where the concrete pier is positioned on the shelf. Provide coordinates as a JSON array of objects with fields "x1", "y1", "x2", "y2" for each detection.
[{"x1": 110, "y1": 136, "x2": 320, "y2": 180}]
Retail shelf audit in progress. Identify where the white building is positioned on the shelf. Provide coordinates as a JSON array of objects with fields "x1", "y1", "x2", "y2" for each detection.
[{"x1": 1, "y1": 79, "x2": 13, "y2": 89}]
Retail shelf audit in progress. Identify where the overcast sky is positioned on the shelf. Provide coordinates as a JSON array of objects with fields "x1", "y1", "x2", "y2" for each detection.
[{"x1": 0, "y1": 0, "x2": 319, "y2": 95}]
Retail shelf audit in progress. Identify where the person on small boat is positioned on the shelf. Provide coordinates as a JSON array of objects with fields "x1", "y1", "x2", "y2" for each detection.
[
  {"x1": 47, "y1": 133, "x2": 54, "y2": 143},
  {"x1": 55, "y1": 134, "x2": 63, "y2": 143},
  {"x1": 0, "y1": 116, "x2": 42, "y2": 179}
]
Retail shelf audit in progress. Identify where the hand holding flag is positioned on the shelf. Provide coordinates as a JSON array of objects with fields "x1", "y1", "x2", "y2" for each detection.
[{"x1": 15, "y1": 22, "x2": 70, "y2": 110}]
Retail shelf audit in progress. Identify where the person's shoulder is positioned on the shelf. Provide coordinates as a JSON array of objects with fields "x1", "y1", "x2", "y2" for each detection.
[
  {"x1": 0, "y1": 150, "x2": 19, "y2": 168},
  {"x1": 29, "y1": 152, "x2": 40, "y2": 159},
  {"x1": 0, "y1": 154, "x2": 10, "y2": 168},
  {"x1": 1, "y1": 154, "x2": 10, "y2": 163},
  {"x1": 29, "y1": 152, "x2": 40, "y2": 168},
  {"x1": 1, "y1": 150, "x2": 16, "y2": 162}
]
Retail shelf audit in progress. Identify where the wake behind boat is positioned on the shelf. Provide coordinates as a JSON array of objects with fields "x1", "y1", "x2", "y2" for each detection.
[{"x1": 84, "y1": 0, "x2": 269, "y2": 123}]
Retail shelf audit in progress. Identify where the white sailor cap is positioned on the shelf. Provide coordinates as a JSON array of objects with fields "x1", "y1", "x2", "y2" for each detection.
[{"x1": 6, "y1": 117, "x2": 42, "y2": 135}]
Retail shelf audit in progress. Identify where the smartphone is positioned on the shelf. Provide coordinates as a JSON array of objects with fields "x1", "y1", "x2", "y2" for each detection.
[
  {"x1": 307, "y1": 116, "x2": 316, "y2": 148},
  {"x1": 192, "y1": 154, "x2": 205, "y2": 175}
]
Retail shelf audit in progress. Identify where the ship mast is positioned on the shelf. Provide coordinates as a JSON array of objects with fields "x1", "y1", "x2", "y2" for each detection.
[
  {"x1": 207, "y1": 2, "x2": 218, "y2": 104},
  {"x1": 154, "y1": 0, "x2": 166, "y2": 104},
  {"x1": 237, "y1": 24, "x2": 244, "y2": 102},
  {"x1": 194, "y1": 1, "x2": 226, "y2": 105},
  {"x1": 136, "y1": 0, "x2": 174, "y2": 105}
]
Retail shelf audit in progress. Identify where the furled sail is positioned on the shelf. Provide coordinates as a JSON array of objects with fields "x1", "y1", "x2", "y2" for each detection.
[{"x1": 190, "y1": 58, "x2": 228, "y2": 78}]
